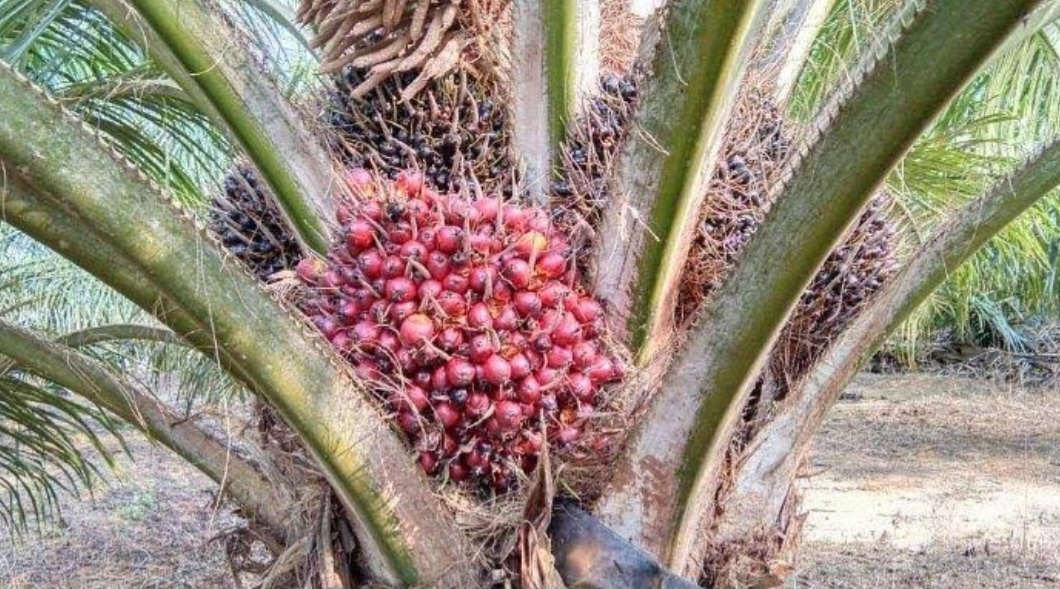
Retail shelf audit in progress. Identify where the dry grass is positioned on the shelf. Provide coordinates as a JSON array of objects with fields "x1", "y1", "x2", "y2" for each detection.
[{"x1": 0, "y1": 434, "x2": 237, "y2": 589}]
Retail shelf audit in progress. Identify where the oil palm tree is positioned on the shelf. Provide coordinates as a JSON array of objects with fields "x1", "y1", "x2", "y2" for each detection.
[{"x1": 1, "y1": 0, "x2": 1058, "y2": 587}]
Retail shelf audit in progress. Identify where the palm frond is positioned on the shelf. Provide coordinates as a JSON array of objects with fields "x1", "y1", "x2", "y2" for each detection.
[
  {"x1": 0, "y1": 372, "x2": 121, "y2": 533},
  {"x1": 0, "y1": 226, "x2": 249, "y2": 407},
  {"x1": 792, "y1": 0, "x2": 1060, "y2": 356},
  {"x1": 0, "y1": 0, "x2": 233, "y2": 204},
  {"x1": 0, "y1": 226, "x2": 141, "y2": 333}
]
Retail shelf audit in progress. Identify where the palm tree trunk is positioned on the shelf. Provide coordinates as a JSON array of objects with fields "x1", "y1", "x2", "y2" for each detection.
[
  {"x1": 589, "y1": 0, "x2": 771, "y2": 359},
  {"x1": 511, "y1": 0, "x2": 599, "y2": 204}
]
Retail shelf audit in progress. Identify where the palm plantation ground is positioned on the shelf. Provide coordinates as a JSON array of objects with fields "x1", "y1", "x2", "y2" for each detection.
[{"x1": 1, "y1": 372, "x2": 1057, "y2": 589}]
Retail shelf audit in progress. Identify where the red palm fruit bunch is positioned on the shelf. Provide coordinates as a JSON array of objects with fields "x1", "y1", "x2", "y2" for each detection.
[{"x1": 296, "y1": 170, "x2": 624, "y2": 493}]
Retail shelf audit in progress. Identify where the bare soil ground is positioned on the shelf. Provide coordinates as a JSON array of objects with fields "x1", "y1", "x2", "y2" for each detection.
[
  {"x1": 0, "y1": 373, "x2": 1056, "y2": 588},
  {"x1": 791, "y1": 373, "x2": 1060, "y2": 588}
]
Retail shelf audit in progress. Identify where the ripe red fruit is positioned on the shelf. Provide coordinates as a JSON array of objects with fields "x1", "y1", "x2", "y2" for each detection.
[
  {"x1": 466, "y1": 448, "x2": 488, "y2": 470},
  {"x1": 344, "y1": 167, "x2": 373, "y2": 195},
  {"x1": 437, "y1": 327, "x2": 464, "y2": 351},
  {"x1": 509, "y1": 353, "x2": 532, "y2": 379},
  {"x1": 493, "y1": 305, "x2": 519, "y2": 331},
  {"x1": 502, "y1": 205, "x2": 527, "y2": 231},
  {"x1": 514, "y1": 291, "x2": 543, "y2": 317},
  {"x1": 468, "y1": 334, "x2": 497, "y2": 363},
  {"x1": 434, "y1": 402, "x2": 462, "y2": 428},
  {"x1": 535, "y1": 367, "x2": 561, "y2": 386},
  {"x1": 555, "y1": 427, "x2": 581, "y2": 446},
  {"x1": 465, "y1": 392, "x2": 490, "y2": 416},
  {"x1": 572, "y1": 341, "x2": 597, "y2": 369},
  {"x1": 516, "y1": 375, "x2": 541, "y2": 404},
  {"x1": 442, "y1": 272, "x2": 470, "y2": 294},
  {"x1": 495, "y1": 401, "x2": 525, "y2": 431},
  {"x1": 547, "y1": 346, "x2": 573, "y2": 368},
  {"x1": 426, "y1": 251, "x2": 450, "y2": 280},
  {"x1": 323, "y1": 270, "x2": 345, "y2": 289},
  {"x1": 296, "y1": 258, "x2": 326, "y2": 284},
  {"x1": 404, "y1": 385, "x2": 430, "y2": 412},
  {"x1": 357, "y1": 250, "x2": 384, "y2": 279},
  {"x1": 385, "y1": 277, "x2": 416, "y2": 303},
  {"x1": 395, "y1": 170, "x2": 423, "y2": 195},
  {"x1": 528, "y1": 214, "x2": 551, "y2": 233},
  {"x1": 436, "y1": 291, "x2": 467, "y2": 316},
  {"x1": 399, "y1": 240, "x2": 428, "y2": 261},
  {"x1": 398, "y1": 412, "x2": 421, "y2": 433},
  {"x1": 482, "y1": 354, "x2": 512, "y2": 385},
  {"x1": 399, "y1": 314, "x2": 435, "y2": 346},
  {"x1": 382, "y1": 255, "x2": 406, "y2": 278},
  {"x1": 389, "y1": 301, "x2": 417, "y2": 322},
  {"x1": 469, "y1": 232, "x2": 494, "y2": 254},
  {"x1": 431, "y1": 366, "x2": 449, "y2": 391},
  {"x1": 417, "y1": 279, "x2": 444, "y2": 300},
  {"x1": 338, "y1": 300, "x2": 360, "y2": 324},
  {"x1": 445, "y1": 358, "x2": 475, "y2": 387},
  {"x1": 571, "y1": 298, "x2": 603, "y2": 323},
  {"x1": 515, "y1": 231, "x2": 548, "y2": 256},
  {"x1": 468, "y1": 266, "x2": 496, "y2": 292},
  {"x1": 360, "y1": 200, "x2": 383, "y2": 221},
  {"x1": 419, "y1": 452, "x2": 439, "y2": 474},
  {"x1": 588, "y1": 356, "x2": 616, "y2": 382},
  {"x1": 413, "y1": 370, "x2": 432, "y2": 390},
  {"x1": 346, "y1": 220, "x2": 375, "y2": 250},
  {"x1": 569, "y1": 372, "x2": 594, "y2": 402},
  {"x1": 388, "y1": 222, "x2": 413, "y2": 244},
  {"x1": 436, "y1": 225, "x2": 464, "y2": 254},
  {"x1": 468, "y1": 302, "x2": 492, "y2": 329},
  {"x1": 504, "y1": 258, "x2": 531, "y2": 289},
  {"x1": 448, "y1": 461, "x2": 469, "y2": 482},
  {"x1": 330, "y1": 331, "x2": 351, "y2": 351},
  {"x1": 473, "y1": 197, "x2": 499, "y2": 221},
  {"x1": 405, "y1": 198, "x2": 430, "y2": 225},
  {"x1": 376, "y1": 330, "x2": 399, "y2": 355},
  {"x1": 538, "y1": 281, "x2": 568, "y2": 307},
  {"x1": 536, "y1": 252, "x2": 567, "y2": 278},
  {"x1": 350, "y1": 320, "x2": 380, "y2": 345},
  {"x1": 553, "y1": 315, "x2": 583, "y2": 346},
  {"x1": 418, "y1": 228, "x2": 437, "y2": 250}
]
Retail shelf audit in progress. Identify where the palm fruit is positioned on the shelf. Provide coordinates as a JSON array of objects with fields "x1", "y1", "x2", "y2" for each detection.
[
  {"x1": 297, "y1": 170, "x2": 623, "y2": 493},
  {"x1": 208, "y1": 166, "x2": 302, "y2": 280},
  {"x1": 552, "y1": 73, "x2": 638, "y2": 209},
  {"x1": 325, "y1": 66, "x2": 513, "y2": 197}
]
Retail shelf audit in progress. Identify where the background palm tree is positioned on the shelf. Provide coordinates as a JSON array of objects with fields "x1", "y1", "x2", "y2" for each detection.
[{"x1": 0, "y1": 0, "x2": 1058, "y2": 587}]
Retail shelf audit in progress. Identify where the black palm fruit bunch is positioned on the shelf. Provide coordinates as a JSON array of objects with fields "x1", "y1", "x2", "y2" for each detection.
[
  {"x1": 325, "y1": 65, "x2": 513, "y2": 196},
  {"x1": 552, "y1": 73, "x2": 638, "y2": 209},
  {"x1": 208, "y1": 166, "x2": 302, "y2": 281},
  {"x1": 296, "y1": 170, "x2": 624, "y2": 493}
]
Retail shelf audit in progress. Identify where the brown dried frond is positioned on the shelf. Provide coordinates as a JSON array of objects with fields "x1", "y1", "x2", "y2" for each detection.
[
  {"x1": 600, "y1": 0, "x2": 644, "y2": 73},
  {"x1": 298, "y1": 0, "x2": 510, "y2": 98}
]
